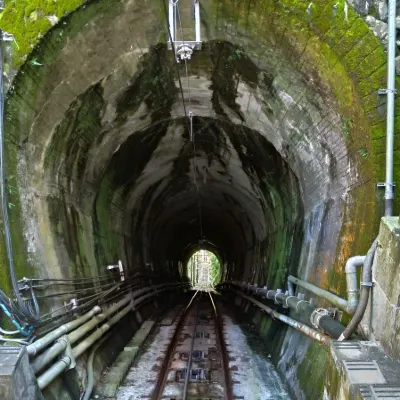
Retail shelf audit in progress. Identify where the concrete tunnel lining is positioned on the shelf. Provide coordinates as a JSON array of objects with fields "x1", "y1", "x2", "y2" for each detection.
[
  {"x1": 5, "y1": 0, "x2": 363, "y2": 290},
  {"x1": 1, "y1": 0, "x2": 392, "y2": 398}
]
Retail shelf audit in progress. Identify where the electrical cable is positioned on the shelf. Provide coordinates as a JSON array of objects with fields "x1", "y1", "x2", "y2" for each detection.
[
  {"x1": 0, "y1": 31, "x2": 39, "y2": 327},
  {"x1": 0, "y1": 335, "x2": 29, "y2": 345},
  {"x1": 173, "y1": 0, "x2": 204, "y2": 241},
  {"x1": 0, "y1": 325, "x2": 19, "y2": 335}
]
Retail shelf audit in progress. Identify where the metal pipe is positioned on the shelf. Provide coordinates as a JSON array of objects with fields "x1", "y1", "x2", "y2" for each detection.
[
  {"x1": 222, "y1": 283, "x2": 345, "y2": 339},
  {"x1": 195, "y1": 0, "x2": 201, "y2": 42},
  {"x1": 82, "y1": 333, "x2": 111, "y2": 400},
  {"x1": 288, "y1": 280, "x2": 295, "y2": 296},
  {"x1": 36, "y1": 284, "x2": 187, "y2": 389},
  {"x1": 345, "y1": 256, "x2": 366, "y2": 313},
  {"x1": 69, "y1": 296, "x2": 130, "y2": 343},
  {"x1": 287, "y1": 275, "x2": 349, "y2": 312},
  {"x1": 73, "y1": 303, "x2": 132, "y2": 358},
  {"x1": 32, "y1": 296, "x2": 131, "y2": 373},
  {"x1": 27, "y1": 306, "x2": 101, "y2": 356},
  {"x1": 37, "y1": 355, "x2": 71, "y2": 390},
  {"x1": 338, "y1": 239, "x2": 378, "y2": 341},
  {"x1": 384, "y1": 0, "x2": 397, "y2": 216},
  {"x1": 169, "y1": 0, "x2": 175, "y2": 42},
  {"x1": 31, "y1": 337, "x2": 69, "y2": 374},
  {"x1": 32, "y1": 283, "x2": 183, "y2": 369},
  {"x1": 234, "y1": 290, "x2": 330, "y2": 344},
  {"x1": 37, "y1": 303, "x2": 133, "y2": 390}
]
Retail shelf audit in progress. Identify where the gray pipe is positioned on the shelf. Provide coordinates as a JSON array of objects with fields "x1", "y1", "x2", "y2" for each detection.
[
  {"x1": 82, "y1": 333, "x2": 111, "y2": 400},
  {"x1": 234, "y1": 290, "x2": 330, "y2": 343},
  {"x1": 338, "y1": 239, "x2": 378, "y2": 341},
  {"x1": 32, "y1": 297, "x2": 130, "y2": 373},
  {"x1": 32, "y1": 284, "x2": 180, "y2": 371},
  {"x1": 384, "y1": 0, "x2": 396, "y2": 216},
  {"x1": 27, "y1": 306, "x2": 101, "y2": 357},
  {"x1": 345, "y1": 256, "x2": 366, "y2": 314},
  {"x1": 287, "y1": 275, "x2": 349, "y2": 312},
  {"x1": 37, "y1": 303, "x2": 133, "y2": 390},
  {"x1": 36, "y1": 283, "x2": 187, "y2": 390},
  {"x1": 222, "y1": 282, "x2": 345, "y2": 339}
]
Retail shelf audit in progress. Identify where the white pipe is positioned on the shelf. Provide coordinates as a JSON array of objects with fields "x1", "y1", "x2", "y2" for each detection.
[
  {"x1": 384, "y1": 0, "x2": 396, "y2": 216},
  {"x1": 234, "y1": 291, "x2": 330, "y2": 344},
  {"x1": 36, "y1": 283, "x2": 187, "y2": 389},
  {"x1": 195, "y1": 1, "x2": 201, "y2": 42},
  {"x1": 345, "y1": 256, "x2": 366, "y2": 313},
  {"x1": 169, "y1": 0, "x2": 175, "y2": 42},
  {"x1": 27, "y1": 306, "x2": 101, "y2": 356},
  {"x1": 32, "y1": 297, "x2": 131, "y2": 373},
  {"x1": 288, "y1": 275, "x2": 349, "y2": 312}
]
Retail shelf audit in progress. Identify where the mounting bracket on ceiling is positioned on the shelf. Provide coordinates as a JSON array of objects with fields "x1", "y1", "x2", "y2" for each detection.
[{"x1": 168, "y1": 0, "x2": 202, "y2": 62}]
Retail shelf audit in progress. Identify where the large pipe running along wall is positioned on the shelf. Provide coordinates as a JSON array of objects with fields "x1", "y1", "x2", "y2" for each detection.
[
  {"x1": 30, "y1": 282, "x2": 187, "y2": 390},
  {"x1": 1, "y1": 0, "x2": 391, "y2": 398},
  {"x1": 220, "y1": 282, "x2": 345, "y2": 339}
]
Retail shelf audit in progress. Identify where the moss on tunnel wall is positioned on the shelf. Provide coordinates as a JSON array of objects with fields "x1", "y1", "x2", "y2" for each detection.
[
  {"x1": 1, "y1": 0, "x2": 398, "y2": 398},
  {"x1": 0, "y1": 0, "x2": 87, "y2": 65}
]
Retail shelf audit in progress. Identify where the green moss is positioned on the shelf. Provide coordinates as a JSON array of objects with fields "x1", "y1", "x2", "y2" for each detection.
[
  {"x1": 0, "y1": 0, "x2": 87, "y2": 65},
  {"x1": 297, "y1": 341, "x2": 329, "y2": 399}
]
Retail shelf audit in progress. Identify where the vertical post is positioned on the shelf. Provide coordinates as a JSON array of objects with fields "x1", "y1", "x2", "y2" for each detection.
[
  {"x1": 169, "y1": 0, "x2": 175, "y2": 43},
  {"x1": 384, "y1": 0, "x2": 396, "y2": 216},
  {"x1": 195, "y1": 1, "x2": 201, "y2": 42}
]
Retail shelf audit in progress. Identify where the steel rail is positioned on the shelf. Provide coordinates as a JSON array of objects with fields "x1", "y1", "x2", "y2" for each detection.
[
  {"x1": 209, "y1": 292, "x2": 233, "y2": 400},
  {"x1": 152, "y1": 290, "x2": 199, "y2": 400},
  {"x1": 182, "y1": 295, "x2": 200, "y2": 400}
]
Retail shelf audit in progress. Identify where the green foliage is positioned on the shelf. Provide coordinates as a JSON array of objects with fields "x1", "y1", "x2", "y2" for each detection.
[
  {"x1": 342, "y1": 117, "x2": 353, "y2": 136},
  {"x1": 358, "y1": 149, "x2": 369, "y2": 158},
  {"x1": 0, "y1": 0, "x2": 86, "y2": 65},
  {"x1": 209, "y1": 253, "x2": 221, "y2": 286}
]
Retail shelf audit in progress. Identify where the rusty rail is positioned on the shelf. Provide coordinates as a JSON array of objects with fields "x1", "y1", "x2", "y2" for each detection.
[
  {"x1": 209, "y1": 292, "x2": 233, "y2": 400},
  {"x1": 152, "y1": 290, "x2": 199, "y2": 400},
  {"x1": 152, "y1": 290, "x2": 233, "y2": 399}
]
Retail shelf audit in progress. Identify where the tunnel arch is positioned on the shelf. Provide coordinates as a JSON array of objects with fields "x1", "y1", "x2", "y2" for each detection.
[
  {"x1": 1, "y1": 1, "x2": 392, "y2": 396},
  {"x1": 4, "y1": 0, "x2": 386, "y2": 291}
]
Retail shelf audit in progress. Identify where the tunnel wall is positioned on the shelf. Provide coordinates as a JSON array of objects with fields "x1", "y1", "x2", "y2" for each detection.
[{"x1": 1, "y1": 1, "x2": 399, "y2": 399}]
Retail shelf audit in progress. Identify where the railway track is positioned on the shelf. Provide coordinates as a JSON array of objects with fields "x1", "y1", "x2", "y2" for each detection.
[{"x1": 152, "y1": 290, "x2": 233, "y2": 400}]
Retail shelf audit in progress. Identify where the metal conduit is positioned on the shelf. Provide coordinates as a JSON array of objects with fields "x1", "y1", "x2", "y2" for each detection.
[
  {"x1": 384, "y1": 0, "x2": 397, "y2": 216},
  {"x1": 32, "y1": 296, "x2": 131, "y2": 373},
  {"x1": 221, "y1": 282, "x2": 345, "y2": 339},
  {"x1": 36, "y1": 283, "x2": 188, "y2": 390},
  {"x1": 233, "y1": 290, "x2": 331, "y2": 344},
  {"x1": 288, "y1": 255, "x2": 366, "y2": 315},
  {"x1": 287, "y1": 276, "x2": 348, "y2": 311},
  {"x1": 27, "y1": 306, "x2": 102, "y2": 357},
  {"x1": 33, "y1": 283, "x2": 185, "y2": 373}
]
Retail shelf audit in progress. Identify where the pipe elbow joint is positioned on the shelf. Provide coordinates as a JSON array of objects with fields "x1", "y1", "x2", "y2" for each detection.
[
  {"x1": 346, "y1": 304, "x2": 358, "y2": 315},
  {"x1": 345, "y1": 256, "x2": 366, "y2": 274}
]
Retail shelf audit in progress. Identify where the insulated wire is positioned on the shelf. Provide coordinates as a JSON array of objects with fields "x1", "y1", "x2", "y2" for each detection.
[{"x1": 0, "y1": 31, "x2": 39, "y2": 327}]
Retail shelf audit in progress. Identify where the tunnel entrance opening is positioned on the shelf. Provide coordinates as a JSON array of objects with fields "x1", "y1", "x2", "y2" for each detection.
[{"x1": 187, "y1": 249, "x2": 221, "y2": 288}]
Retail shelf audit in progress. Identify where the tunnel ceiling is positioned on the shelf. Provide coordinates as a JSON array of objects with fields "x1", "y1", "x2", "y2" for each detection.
[{"x1": 4, "y1": 0, "x2": 387, "y2": 291}]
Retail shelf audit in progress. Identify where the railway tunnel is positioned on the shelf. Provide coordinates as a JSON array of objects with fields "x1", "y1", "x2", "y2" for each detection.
[{"x1": 1, "y1": 0, "x2": 400, "y2": 399}]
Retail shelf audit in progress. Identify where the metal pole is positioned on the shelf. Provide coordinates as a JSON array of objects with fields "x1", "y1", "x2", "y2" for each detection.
[
  {"x1": 384, "y1": 0, "x2": 397, "y2": 216},
  {"x1": 169, "y1": 0, "x2": 175, "y2": 43},
  {"x1": 195, "y1": 1, "x2": 201, "y2": 42}
]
